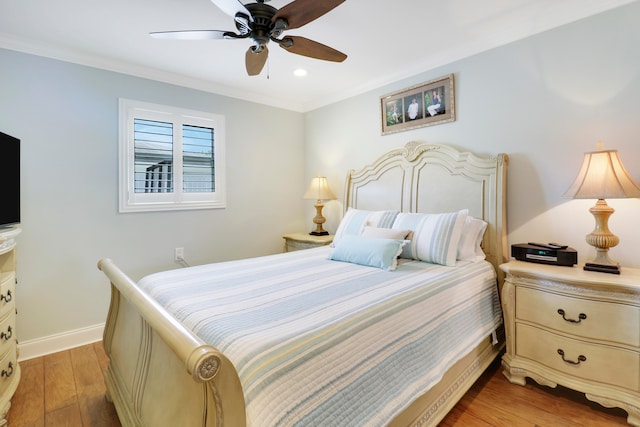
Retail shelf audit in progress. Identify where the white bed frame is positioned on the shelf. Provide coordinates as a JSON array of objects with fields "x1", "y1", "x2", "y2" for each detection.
[{"x1": 98, "y1": 141, "x2": 508, "y2": 426}]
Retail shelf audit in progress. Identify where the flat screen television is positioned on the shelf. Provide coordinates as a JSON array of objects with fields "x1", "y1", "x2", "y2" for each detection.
[{"x1": 0, "y1": 131, "x2": 20, "y2": 228}]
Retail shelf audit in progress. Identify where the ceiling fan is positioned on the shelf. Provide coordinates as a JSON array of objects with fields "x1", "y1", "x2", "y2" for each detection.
[{"x1": 150, "y1": 0, "x2": 347, "y2": 76}]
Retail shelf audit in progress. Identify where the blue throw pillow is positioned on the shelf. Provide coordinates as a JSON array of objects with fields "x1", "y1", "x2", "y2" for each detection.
[{"x1": 329, "y1": 235, "x2": 406, "y2": 271}]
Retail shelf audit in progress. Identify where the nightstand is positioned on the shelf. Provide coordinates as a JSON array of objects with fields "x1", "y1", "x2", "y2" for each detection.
[
  {"x1": 500, "y1": 260, "x2": 640, "y2": 426},
  {"x1": 282, "y1": 232, "x2": 333, "y2": 252}
]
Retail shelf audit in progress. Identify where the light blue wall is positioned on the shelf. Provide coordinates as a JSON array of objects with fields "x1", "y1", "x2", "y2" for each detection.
[
  {"x1": 0, "y1": 49, "x2": 306, "y2": 343},
  {"x1": 305, "y1": 2, "x2": 640, "y2": 269},
  {"x1": 3, "y1": 2, "x2": 640, "y2": 348}
]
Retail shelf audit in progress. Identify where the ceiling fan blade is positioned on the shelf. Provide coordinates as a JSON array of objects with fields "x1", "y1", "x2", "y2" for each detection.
[
  {"x1": 272, "y1": 0, "x2": 345, "y2": 30},
  {"x1": 245, "y1": 45, "x2": 269, "y2": 76},
  {"x1": 211, "y1": 0, "x2": 252, "y2": 20},
  {"x1": 280, "y1": 36, "x2": 347, "y2": 62},
  {"x1": 150, "y1": 30, "x2": 229, "y2": 40}
]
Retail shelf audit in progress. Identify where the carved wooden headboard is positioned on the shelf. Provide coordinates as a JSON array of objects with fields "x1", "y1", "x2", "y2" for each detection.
[{"x1": 344, "y1": 141, "x2": 508, "y2": 280}]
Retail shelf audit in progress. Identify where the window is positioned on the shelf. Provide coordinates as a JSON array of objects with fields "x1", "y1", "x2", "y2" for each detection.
[{"x1": 119, "y1": 99, "x2": 225, "y2": 212}]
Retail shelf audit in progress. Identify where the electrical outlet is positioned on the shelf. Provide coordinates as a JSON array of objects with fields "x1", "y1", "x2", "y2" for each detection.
[{"x1": 174, "y1": 247, "x2": 184, "y2": 261}]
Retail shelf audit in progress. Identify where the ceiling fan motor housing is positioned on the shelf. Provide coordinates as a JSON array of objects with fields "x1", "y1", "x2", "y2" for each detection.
[{"x1": 240, "y1": 2, "x2": 280, "y2": 50}]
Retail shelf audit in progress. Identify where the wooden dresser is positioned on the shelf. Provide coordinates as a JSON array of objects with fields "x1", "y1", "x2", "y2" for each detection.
[
  {"x1": 0, "y1": 227, "x2": 20, "y2": 426},
  {"x1": 500, "y1": 260, "x2": 640, "y2": 426}
]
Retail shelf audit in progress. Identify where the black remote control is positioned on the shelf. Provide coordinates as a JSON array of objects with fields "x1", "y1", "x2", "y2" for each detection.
[
  {"x1": 548, "y1": 242, "x2": 568, "y2": 249},
  {"x1": 528, "y1": 242, "x2": 567, "y2": 250}
]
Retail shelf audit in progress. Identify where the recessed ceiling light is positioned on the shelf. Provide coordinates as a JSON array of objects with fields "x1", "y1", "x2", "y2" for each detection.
[{"x1": 293, "y1": 68, "x2": 308, "y2": 77}]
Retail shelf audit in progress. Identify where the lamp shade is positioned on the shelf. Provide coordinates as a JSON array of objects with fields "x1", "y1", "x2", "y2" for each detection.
[
  {"x1": 563, "y1": 149, "x2": 640, "y2": 200},
  {"x1": 303, "y1": 176, "x2": 337, "y2": 201}
]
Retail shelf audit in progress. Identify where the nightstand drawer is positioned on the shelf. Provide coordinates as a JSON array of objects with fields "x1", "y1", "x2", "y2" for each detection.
[
  {"x1": 516, "y1": 286, "x2": 640, "y2": 347},
  {"x1": 516, "y1": 323, "x2": 640, "y2": 392},
  {"x1": 283, "y1": 233, "x2": 333, "y2": 252}
]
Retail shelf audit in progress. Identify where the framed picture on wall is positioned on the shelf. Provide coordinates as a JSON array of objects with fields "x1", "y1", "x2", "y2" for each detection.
[{"x1": 380, "y1": 74, "x2": 455, "y2": 135}]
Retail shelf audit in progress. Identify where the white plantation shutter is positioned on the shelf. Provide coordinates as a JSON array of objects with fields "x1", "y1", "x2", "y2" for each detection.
[
  {"x1": 119, "y1": 99, "x2": 225, "y2": 212},
  {"x1": 182, "y1": 124, "x2": 215, "y2": 193}
]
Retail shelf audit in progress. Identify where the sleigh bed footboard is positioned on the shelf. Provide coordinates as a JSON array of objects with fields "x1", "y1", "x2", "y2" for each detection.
[{"x1": 98, "y1": 258, "x2": 246, "y2": 427}]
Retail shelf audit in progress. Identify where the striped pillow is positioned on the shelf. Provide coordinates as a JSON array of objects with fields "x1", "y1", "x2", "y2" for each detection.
[
  {"x1": 392, "y1": 210, "x2": 469, "y2": 266},
  {"x1": 333, "y1": 209, "x2": 399, "y2": 246}
]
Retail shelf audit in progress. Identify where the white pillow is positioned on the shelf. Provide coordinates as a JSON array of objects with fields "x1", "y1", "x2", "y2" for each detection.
[
  {"x1": 456, "y1": 216, "x2": 488, "y2": 262},
  {"x1": 333, "y1": 209, "x2": 399, "y2": 246},
  {"x1": 391, "y1": 210, "x2": 468, "y2": 266},
  {"x1": 361, "y1": 226, "x2": 410, "y2": 240}
]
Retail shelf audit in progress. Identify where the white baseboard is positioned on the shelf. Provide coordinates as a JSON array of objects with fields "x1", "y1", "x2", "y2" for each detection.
[{"x1": 18, "y1": 323, "x2": 105, "y2": 361}]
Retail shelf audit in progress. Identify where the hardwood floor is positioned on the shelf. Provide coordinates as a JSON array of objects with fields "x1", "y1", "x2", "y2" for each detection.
[
  {"x1": 6, "y1": 343, "x2": 630, "y2": 426},
  {"x1": 7, "y1": 342, "x2": 120, "y2": 427},
  {"x1": 440, "y1": 360, "x2": 628, "y2": 427}
]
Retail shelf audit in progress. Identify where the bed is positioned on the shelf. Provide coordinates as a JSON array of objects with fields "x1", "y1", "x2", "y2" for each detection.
[{"x1": 98, "y1": 141, "x2": 508, "y2": 426}]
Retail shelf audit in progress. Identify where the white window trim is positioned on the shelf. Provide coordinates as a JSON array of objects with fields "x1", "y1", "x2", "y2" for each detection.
[{"x1": 118, "y1": 98, "x2": 226, "y2": 213}]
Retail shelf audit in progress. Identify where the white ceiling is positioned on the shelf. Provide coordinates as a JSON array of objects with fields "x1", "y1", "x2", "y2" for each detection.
[{"x1": 1, "y1": 0, "x2": 636, "y2": 112}]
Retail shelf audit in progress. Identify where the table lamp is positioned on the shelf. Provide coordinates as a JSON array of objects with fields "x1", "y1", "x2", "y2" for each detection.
[
  {"x1": 563, "y1": 143, "x2": 640, "y2": 273},
  {"x1": 303, "y1": 176, "x2": 336, "y2": 236}
]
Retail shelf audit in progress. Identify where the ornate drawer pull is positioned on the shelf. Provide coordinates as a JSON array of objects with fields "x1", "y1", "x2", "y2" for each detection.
[
  {"x1": 1, "y1": 362, "x2": 13, "y2": 378},
  {"x1": 557, "y1": 349, "x2": 586, "y2": 365},
  {"x1": 557, "y1": 309, "x2": 586, "y2": 323},
  {"x1": 0, "y1": 290, "x2": 12, "y2": 304},
  {"x1": 0, "y1": 326, "x2": 12, "y2": 340}
]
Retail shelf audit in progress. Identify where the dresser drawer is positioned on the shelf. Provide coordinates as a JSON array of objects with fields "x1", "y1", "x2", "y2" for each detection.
[
  {"x1": 516, "y1": 286, "x2": 640, "y2": 347},
  {"x1": 0, "y1": 311, "x2": 16, "y2": 358},
  {"x1": 0, "y1": 271, "x2": 14, "y2": 292},
  {"x1": 516, "y1": 323, "x2": 640, "y2": 392},
  {"x1": 0, "y1": 275, "x2": 15, "y2": 321},
  {"x1": 0, "y1": 342, "x2": 18, "y2": 394}
]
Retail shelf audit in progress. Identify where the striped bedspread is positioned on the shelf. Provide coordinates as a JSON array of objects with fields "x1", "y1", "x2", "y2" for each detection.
[{"x1": 139, "y1": 247, "x2": 502, "y2": 427}]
